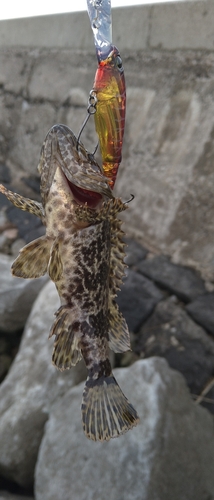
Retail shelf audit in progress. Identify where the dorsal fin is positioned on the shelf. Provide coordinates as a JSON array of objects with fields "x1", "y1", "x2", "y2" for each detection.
[
  {"x1": 109, "y1": 217, "x2": 127, "y2": 298},
  {"x1": 108, "y1": 301, "x2": 131, "y2": 353}
]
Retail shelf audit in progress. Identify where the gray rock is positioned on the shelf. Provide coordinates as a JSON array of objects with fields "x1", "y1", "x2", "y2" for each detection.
[
  {"x1": 116, "y1": 269, "x2": 163, "y2": 332},
  {"x1": 0, "y1": 253, "x2": 47, "y2": 333},
  {"x1": 0, "y1": 163, "x2": 11, "y2": 184},
  {"x1": 6, "y1": 206, "x2": 42, "y2": 241},
  {"x1": 124, "y1": 237, "x2": 148, "y2": 267},
  {"x1": 135, "y1": 298, "x2": 214, "y2": 409},
  {"x1": 11, "y1": 238, "x2": 26, "y2": 257},
  {"x1": 35, "y1": 358, "x2": 214, "y2": 500},
  {"x1": 0, "y1": 354, "x2": 11, "y2": 382},
  {"x1": 0, "y1": 493, "x2": 33, "y2": 500},
  {"x1": 0, "y1": 280, "x2": 86, "y2": 487},
  {"x1": 186, "y1": 292, "x2": 214, "y2": 336},
  {"x1": 137, "y1": 255, "x2": 206, "y2": 302}
]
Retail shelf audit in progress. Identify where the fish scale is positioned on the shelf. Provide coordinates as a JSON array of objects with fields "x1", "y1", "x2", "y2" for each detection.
[{"x1": 0, "y1": 124, "x2": 139, "y2": 441}]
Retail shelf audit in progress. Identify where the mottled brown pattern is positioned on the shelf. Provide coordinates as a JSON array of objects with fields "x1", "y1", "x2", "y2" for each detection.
[{"x1": 0, "y1": 124, "x2": 139, "y2": 441}]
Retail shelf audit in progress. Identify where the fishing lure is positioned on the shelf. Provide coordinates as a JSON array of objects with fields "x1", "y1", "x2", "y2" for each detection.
[
  {"x1": 0, "y1": 124, "x2": 139, "y2": 441},
  {"x1": 87, "y1": 0, "x2": 126, "y2": 189}
]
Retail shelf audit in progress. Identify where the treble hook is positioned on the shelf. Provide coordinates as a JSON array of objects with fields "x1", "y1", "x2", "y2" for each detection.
[
  {"x1": 125, "y1": 194, "x2": 135, "y2": 204},
  {"x1": 76, "y1": 90, "x2": 98, "y2": 151}
]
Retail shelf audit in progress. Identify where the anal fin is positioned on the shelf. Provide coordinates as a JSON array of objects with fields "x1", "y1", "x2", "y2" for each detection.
[
  {"x1": 82, "y1": 374, "x2": 139, "y2": 441},
  {"x1": 108, "y1": 301, "x2": 131, "y2": 353},
  {"x1": 12, "y1": 236, "x2": 51, "y2": 278},
  {"x1": 50, "y1": 306, "x2": 82, "y2": 370}
]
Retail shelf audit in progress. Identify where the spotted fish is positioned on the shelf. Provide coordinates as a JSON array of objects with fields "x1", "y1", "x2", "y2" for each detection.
[{"x1": 0, "y1": 124, "x2": 139, "y2": 441}]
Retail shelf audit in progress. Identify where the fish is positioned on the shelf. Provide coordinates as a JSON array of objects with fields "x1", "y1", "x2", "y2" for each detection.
[
  {"x1": 92, "y1": 44, "x2": 126, "y2": 189},
  {"x1": 0, "y1": 124, "x2": 139, "y2": 441}
]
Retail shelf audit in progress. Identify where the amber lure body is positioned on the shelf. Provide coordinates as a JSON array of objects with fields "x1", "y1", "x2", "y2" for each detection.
[
  {"x1": 0, "y1": 124, "x2": 139, "y2": 441},
  {"x1": 93, "y1": 45, "x2": 126, "y2": 189}
]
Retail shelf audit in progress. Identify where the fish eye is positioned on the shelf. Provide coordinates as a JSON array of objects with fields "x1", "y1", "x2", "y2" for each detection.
[{"x1": 115, "y1": 55, "x2": 123, "y2": 71}]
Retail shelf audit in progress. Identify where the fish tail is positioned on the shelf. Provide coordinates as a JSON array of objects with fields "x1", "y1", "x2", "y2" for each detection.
[{"x1": 81, "y1": 374, "x2": 139, "y2": 441}]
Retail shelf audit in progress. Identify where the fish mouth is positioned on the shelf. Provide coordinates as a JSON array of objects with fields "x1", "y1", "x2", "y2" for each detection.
[{"x1": 65, "y1": 176, "x2": 103, "y2": 209}]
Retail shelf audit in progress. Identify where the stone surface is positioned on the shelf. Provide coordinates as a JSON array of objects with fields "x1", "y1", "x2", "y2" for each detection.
[
  {"x1": 186, "y1": 292, "x2": 214, "y2": 335},
  {"x1": 0, "y1": 280, "x2": 86, "y2": 487},
  {"x1": 124, "y1": 237, "x2": 148, "y2": 267},
  {"x1": 6, "y1": 205, "x2": 43, "y2": 242},
  {"x1": 135, "y1": 298, "x2": 214, "y2": 411},
  {"x1": 0, "y1": 493, "x2": 33, "y2": 500},
  {"x1": 8, "y1": 102, "x2": 56, "y2": 177},
  {"x1": 137, "y1": 255, "x2": 206, "y2": 303},
  {"x1": 0, "y1": 253, "x2": 47, "y2": 333},
  {"x1": 151, "y1": 0, "x2": 214, "y2": 51},
  {"x1": 35, "y1": 358, "x2": 214, "y2": 500},
  {"x1": 116, "y1": 269, "x2": 163, "y2": 333}
]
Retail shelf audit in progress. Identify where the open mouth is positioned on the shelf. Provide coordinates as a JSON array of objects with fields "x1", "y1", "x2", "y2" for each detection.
[{"x1": 66, "y1": 177, "x2": 103, "y2": 209}]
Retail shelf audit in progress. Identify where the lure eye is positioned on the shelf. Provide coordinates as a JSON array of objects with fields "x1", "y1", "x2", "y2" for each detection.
[{"x1": 115, "y1": 55, "x2": 123, "y2": 71}]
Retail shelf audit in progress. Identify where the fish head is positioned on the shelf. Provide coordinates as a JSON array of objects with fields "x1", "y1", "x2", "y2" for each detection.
[{"x1": 38, "y1": 124, "x2": 113, "y2": 210}]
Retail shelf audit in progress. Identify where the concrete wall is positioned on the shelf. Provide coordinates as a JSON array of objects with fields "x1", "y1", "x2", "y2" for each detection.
[
  {"x1": 0, "y1": 0, "x2": 212, "y2": 50},
  {"x1": 0, "y1": 0, "x2": 214, "y2": 280}
]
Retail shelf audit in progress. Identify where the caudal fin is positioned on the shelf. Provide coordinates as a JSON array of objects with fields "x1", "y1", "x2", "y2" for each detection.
[{"x1": 81, "y1": 374, "x2": 139, "y2": 441}]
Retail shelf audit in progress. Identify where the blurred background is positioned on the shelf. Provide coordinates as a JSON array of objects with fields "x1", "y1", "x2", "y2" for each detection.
[{"x1": 0, "y1": 1, "x2": 214, "y2": 499}]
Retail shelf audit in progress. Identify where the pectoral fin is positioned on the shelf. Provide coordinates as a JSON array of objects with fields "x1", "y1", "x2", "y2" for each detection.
[
  {"x1": 50, "y1": 306, "x2": 82, "y2": 370},
  {"x1": 0, "y1": 184, "x2": 44, "y2": 219},
  {"x1": 108, "y1": 301, "x2": 131, "y2": 353},
  {"x1": 12, "y1": 236, "x2": 51, "y2": 278}
]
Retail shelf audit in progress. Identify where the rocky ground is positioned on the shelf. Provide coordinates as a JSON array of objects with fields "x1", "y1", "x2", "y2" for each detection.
[{"x1": 0, "y1": 178, "x2": 214, "y2": 499}]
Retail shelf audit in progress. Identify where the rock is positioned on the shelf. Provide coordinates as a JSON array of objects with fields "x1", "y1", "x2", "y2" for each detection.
[
  {"x1": 0, "y1": 191, "x2": 11, "y2": 211},
  {"x1": 24, "y1": 225, "x2": 45, "y2": 244},
  {"x1": 0, "y1": 253, "x2": 47, "y2": 333},
  {"x1": 0, "y1": 493, "x2": 33, "y2": 500},
  {"x1": 186, "y1": 292, "x2": 214, "y2": 336},
  {"x1": 124, "y1": 237, "x2": 148, "y2": 267},
  {"x1": 35, "y1": 358, "x2": 214, "y2": 500},
  {"x1": 0, "y1": 163, "x2": 11, "y2": 184},
  {"x1": 0, "y1": 229, "x2": 18, "y2": 253},
  {"x1": 0, "y1": 233, "x2": 11, "y2": 254},
  {"x1": 65, "y1": 88, "x2": 88, "y2": 107},
  {"x1": 116, "y1": 269, "x2": 163, "y2": 332},
  {"x1": 22, "y1": 175, "x2": 40, "y2": 195},
  {"x1": 135, "y1": 298, "x2": 214, "y2": 410},
  {"x1": 6, "y1": 206, "x2": 43, "y2": 242},
  {"x1": 0, "y1": 354, "x2": 11, "y2": 382},
  {"x1": 8, "y1": 102, "x2": 56, "y2": 176},
  {"x1": 137, "y1": 255, "x2": 206, "y2": 302},
  {"x1": 0, "y1": 280, "x2": 87, "y2": 488},
  {"x1": 11, "y1": 238, "x2": 26, "y2": 257}
]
